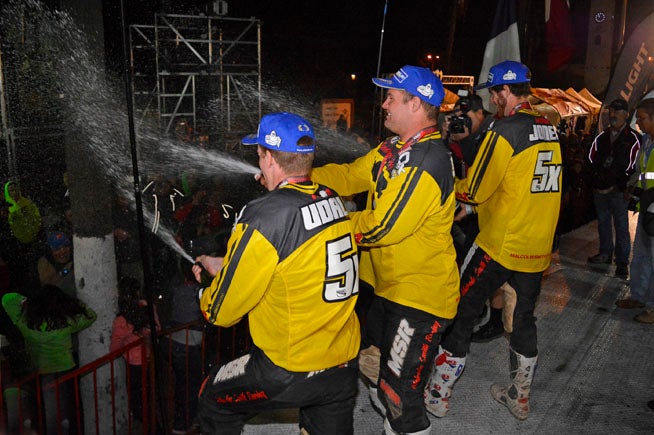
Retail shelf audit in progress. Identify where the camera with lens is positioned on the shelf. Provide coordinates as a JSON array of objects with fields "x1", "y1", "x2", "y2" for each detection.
[
  {"x1": 449, "y1": 91, "x2": 473, "y2": 134},
  {"x1": 449, "y1": 112, "x2": 472, "y2": 134}
]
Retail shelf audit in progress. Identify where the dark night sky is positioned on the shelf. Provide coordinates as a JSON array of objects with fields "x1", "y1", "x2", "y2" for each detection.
[
  {"x1": 103, "y1": 0, "x2": 496, "y2": 116},
  {"x1": 40, "y1": 0, "x2": 654, "y2": 100},
  {"x1": 99, "y1": 0, "x2": 654, "y2": 125},
  {"x1": 111, "y1": 1, "x2": 490, "y2": 87}
]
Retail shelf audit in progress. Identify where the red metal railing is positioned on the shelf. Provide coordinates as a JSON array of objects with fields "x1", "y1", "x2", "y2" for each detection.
[{"x1": 0, "y1": 319, "x2": 250, "y2": 434}]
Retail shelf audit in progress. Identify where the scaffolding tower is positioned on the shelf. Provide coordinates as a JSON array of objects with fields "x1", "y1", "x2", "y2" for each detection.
[{"x1": 129, "y1": 13, "x2": 262, "y2": 144}]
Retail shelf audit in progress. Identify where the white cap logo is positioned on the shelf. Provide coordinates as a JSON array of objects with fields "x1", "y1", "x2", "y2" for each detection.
[
  {"x1": 265, "y1": 131, "x2": 282, "y2": 147},
  {"x1": 395, "y1": 69, "x2": 409, "y2": 83},
  {"x1": 298, "y1": 123, "x2": 311, "y2": 133},
  {"x1": 503, "y1": 70, "x2": 517, "y2": 81},
  {"x1": 417, "y1": 83, "x2": 434, "y2": 98}
]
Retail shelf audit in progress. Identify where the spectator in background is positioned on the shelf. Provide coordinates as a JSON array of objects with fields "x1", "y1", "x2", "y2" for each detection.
[
  {"x1": 615, "y1": 97, "x2": 654, "y2": 323},
  {"x1": 174, "y1": 182, "x2": 225, "y2": 243},
  {"x1": 112, "y1": 194, "x2": 143, "y2": 285},
  {"x1": 587, "y1": 98, "x2": 641, "y2": 279},
  {"x1": 143, "y1": 175, "x2": 184, "y2": 291},
  {"x1": 110, "y1": 277, "x2": 160, "y2": 423},
  {"x1": 165, "y1": 260, "x2": 204, "y2": 434},
  {"x1": 445, "y1": 94, "x2": 495, "y2": 262},
  {"x1": 337, "y1": 113, "x2": 348, "y2": 133},
  {"x1": 174, "y1": 118, "x2": 194, "y2": 144},
  {"x1": 38, "y1": 231, "x2": 75, "y2": 297},
  {"x1": 2, "y1": 285, "x2": 96, "y2": 435}
]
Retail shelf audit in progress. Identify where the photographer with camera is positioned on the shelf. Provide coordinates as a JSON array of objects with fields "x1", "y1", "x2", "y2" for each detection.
[
  {"x1": 444, "y1": 94, "x2": 495, "y2": 262},
  {"x1": 587, "y1": 98, "x2": 641, "y2": 279},
  {"x1": 450, "y1": 94, "x2": 495, "y2": 175}
]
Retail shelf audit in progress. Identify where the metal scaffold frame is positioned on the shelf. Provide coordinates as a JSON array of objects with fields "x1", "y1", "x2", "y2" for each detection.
[{"x1": 129, "y1": 13, "x2": 262, "y2": 143}]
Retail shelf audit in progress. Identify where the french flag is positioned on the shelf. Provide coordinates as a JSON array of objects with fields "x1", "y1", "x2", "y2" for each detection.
[
  {"x1": 477, "y1": 0, "x2": 521, "y2": 108},
  {"x1": 546, "y1": 0, "x2": 574, "y2": 72}
]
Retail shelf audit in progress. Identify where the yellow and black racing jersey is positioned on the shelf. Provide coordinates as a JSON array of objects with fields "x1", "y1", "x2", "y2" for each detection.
[
  {"x1": 312, "y1": 129, "x2": 460, "y2": 320},
  {"x1": 456, "y1": 105, "x2": 562, "y2": 272},
  {"x1": 199, "y1": 181, "x2": 361, "y2": 372}
]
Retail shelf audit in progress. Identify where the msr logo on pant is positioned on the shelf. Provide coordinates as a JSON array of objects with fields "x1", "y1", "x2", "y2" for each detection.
[{"x1": 388, "y1": 319, "x2": 414, "y2": 377}]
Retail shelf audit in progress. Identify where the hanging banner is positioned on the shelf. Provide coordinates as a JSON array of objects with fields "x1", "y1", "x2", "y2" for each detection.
[{"x1": 599, "y1": 12, "x2": 654, "y2": 130}]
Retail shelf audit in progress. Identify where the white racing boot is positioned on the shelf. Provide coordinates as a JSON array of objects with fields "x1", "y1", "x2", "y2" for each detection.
[
  {"x1": 490, "y1": 348, "x2": 537, "y2": 420},
  {"x1": 383, "y1": 418, "x2": 431, "y2": 435},
  {"x1": 424, "y1": 345, "x2": 466, "y2": 417}
]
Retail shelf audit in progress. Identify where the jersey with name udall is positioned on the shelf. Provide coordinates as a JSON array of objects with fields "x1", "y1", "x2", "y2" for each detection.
[
  {"x1": 312, "y1": 131, "x2": 460, "y2": 319},
  {"x1": 456, "y1": 107, "x2": 562, "y2": 272},
  {"x1": 199, "y1": 181, "x2": 360, "y2": 372}
]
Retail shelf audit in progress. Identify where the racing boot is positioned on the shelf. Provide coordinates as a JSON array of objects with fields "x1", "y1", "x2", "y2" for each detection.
[
  {"x1": 490, "y1": 348, "x2": 537, "y2": 420},
  {"x1": 424, "y1": 346, "x2": 466, "y2": 418},
  {"x1": 383, "y1": 418, "x2": 431, "y2": 435}
]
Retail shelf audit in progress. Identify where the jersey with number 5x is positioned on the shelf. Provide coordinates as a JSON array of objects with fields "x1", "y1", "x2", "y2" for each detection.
[
  {"x1": 456, "y1": 107, "x2": 562, "y2": 272},
  {"x1": 199, "y1": 181, "x2": 361, "y2": 372}
]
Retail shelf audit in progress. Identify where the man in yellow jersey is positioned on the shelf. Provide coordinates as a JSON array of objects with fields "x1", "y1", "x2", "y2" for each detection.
[
  {"x1": 425, "y1": 61, "x2": 562, "y2": 421},
  {"x1": 193, "y1": 112, "x2": 361, "y2": 435},
  {"x1": 312, "y1": 65, "x2": 460, "y2": 435}
]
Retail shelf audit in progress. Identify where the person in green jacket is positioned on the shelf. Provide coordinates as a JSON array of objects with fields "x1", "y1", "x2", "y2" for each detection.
[{"x1": 2, "y1": 285, "x2": 96, "y2": 435}]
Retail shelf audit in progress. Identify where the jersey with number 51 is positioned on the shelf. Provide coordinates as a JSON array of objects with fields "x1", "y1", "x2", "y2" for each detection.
[
  {"x1": 199, "y1": 181, "x2": 361, "y2": 372},
  {"x1": 455, "y1": 106, "x2": 562, "y2": 272}
]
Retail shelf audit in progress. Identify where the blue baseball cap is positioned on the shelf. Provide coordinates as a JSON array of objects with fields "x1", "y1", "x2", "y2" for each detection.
[
  {"x1": 242, "y1": 112, "x2": 315, "y2": 153},
  {"x1": 475, "y1": 60, "x2": 531, "y2": 90},
  {"x1": 48, "y1": 231, "x2": 70, "y2": 250},
  {"x1": 372, "y1": 65, "x2": 445, "y2": 107}
]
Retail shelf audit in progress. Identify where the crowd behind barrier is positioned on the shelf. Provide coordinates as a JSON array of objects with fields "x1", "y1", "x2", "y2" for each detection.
[{"x1": 0, "y1": 319, "x2": 251, "y2": 434}]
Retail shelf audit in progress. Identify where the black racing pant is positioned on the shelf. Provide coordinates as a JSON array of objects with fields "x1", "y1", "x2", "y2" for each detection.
[
  {"x1": 197, "y1": 347, "x2": 358, "y2": 435},
  {"x1": 441, "y1": 243, "x2": 543, "y2": 358},
  {"x1": 363, "y1": 296, "x2": 451, "y2": 433}
]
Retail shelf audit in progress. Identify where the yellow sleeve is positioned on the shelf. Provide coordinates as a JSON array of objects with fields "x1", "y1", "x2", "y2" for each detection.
[
  {"x1": 311, "y1": 148, "x2": 377, "y2": 197},
  {"x1": 200, "y1": 223, "x2": 278, "y2": 327},
  {"x1": 456, "y1": 130, "x2": 514, "y2": 204}
]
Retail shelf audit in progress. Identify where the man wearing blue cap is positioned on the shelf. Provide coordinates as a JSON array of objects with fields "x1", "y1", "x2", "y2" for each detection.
[
  {"x1": 425, "y1": 60, "x2": 562, "y2": 421},
  {"x1": 312, "y1": 65, "x2": 459, "y2": 435},
  {"x1": 38, "y1": 231, "x2": 75, "y2": 297},
  {"x1": 193, "y1": 112, "x2": 361, "y2": 435}
]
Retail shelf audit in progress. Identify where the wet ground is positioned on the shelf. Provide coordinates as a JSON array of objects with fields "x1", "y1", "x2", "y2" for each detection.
[{"x1": 243, "y1": 214, "x2": 653, "y2": 434}]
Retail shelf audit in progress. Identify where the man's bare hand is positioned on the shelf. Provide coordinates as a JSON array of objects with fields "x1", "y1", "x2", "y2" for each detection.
[
  {"x1": 450, "y1": 125, "x2": 470, "y2": 143},
  {"x1": 192, "y1": 255, "x2": 224, "y2": 283}
]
